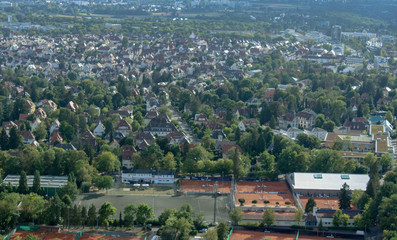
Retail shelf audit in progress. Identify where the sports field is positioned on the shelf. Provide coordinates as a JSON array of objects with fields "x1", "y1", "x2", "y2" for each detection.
[
  {"x1": 300, "y1": 197, "x2": 357, "y2": 210},
  {"x1": 180, "y1": 180, "x2": 232, "y2": 193},
  {"x1": 235, "y1": 181, "x2": 295, "y2": 207},
  {"x1": 230, "y1": 230, "x2": 351, "y2": 240},
  {"x1": 75, "y1": 193, "x2": 230, "y2": 222}
]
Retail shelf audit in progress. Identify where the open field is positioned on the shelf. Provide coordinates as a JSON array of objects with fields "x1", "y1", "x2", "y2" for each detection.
[
  {"x1": 108, "y1": 186, "x2": 174, "y2": 195},
  {"x1": 75, "y1": 193, "x2": 230, "y2": 222}
]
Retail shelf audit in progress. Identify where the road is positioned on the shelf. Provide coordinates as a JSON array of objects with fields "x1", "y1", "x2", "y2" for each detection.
[{"x1": 168, "y1": 103, "x2": 199, "y2": 143}]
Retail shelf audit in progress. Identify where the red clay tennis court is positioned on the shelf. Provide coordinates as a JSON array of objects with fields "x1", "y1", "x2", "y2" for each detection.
[
  {"x1": 43, "y1": 232, "x2": 77, "y2": 240},
  {"x1": 230, "y1": 230, "x2": 351, "y2": 240},
  {"x1": 300, "y1": 197, "x2": 357, "y2": 210},
  {"x1": 235, "y1": 181, "x2": 295, "y2": 207},
  {"x1": 10, "y1": 231, "x2": 46, "y2": 240},
  {"x1": 79, "y1": 234, "x2": 144, "y2": 240},
  {"x1": 180, "y1": 179, "x2": 231, "y2": 193}
]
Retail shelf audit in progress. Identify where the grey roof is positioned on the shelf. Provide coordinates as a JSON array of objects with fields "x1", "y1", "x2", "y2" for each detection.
[
  {"x1": 289, "y1": 172, "x2": 369, "y2": 191},
  {"x1": 3, "y1": 175, "x2": 68, "y2": 188}
]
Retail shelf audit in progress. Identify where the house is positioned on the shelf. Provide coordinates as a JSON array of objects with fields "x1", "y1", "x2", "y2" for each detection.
[
  {"x1": 37, "y1": 99, "x2": 57, "y2": 112},
  {"x1": 31, "y1": 118, "x2": 41, "y2": 131},
  {"x1": 50, "y1": 119, "x2": 60, "y2": 135},
  {"x1": 55, "y1": 143, "x2": 77, "y2": 151},
  {"x1": 34, "y1": 108, "x2": 47, "y2": 119},
  {"x1": 2, "y1": 121, "x2": 17, "y2": 135},
  {"x1": 93, "y1": 122, "x2": 106, "y2": 137},
  {"x1": 279, "y1": 113, "x2": 299, "y2": 130},
  {"x1": 194, "y1": 113, "x2": 207, "y2": 125},
  {"x1": 49, "y1": 130, "x2": 63, "y2": 145},
  {"x1": 144, "y1": 110, "x2": 159, "y2": 125},
  {"x1": 80, "y1": 130, "x2": 96, "y2": 147},
  {"x1": 109, "y1": 106, "x2": 134, "y2": 119},
  {"x1": 166, "y1": 131, "x2": 189, "y2": 145},
  {"x1": 121, "y1": 169, "x2": 174, "y2": 184},
  {"x1": 20, "y1": 131, "x2": 35, "y2": 145},
  {"x1": 144, "y1": 117, "x2": 177, "y2": 137},
  {"x1": 115, "y1": 119, "x2": 132, "y2": 137},
  {"x1": 122, "y1": 145, "x2": 137, "y2": 169},
  {"x1": 221, "y1": 144, "x2": 242, "y2": 159},
  {"x1": 211, "y1": 129, "x2": 227, "y2": 141},
  {"x1": 135, "y1": 132, "x2": 156, "y2": 145},
  {"x1": 25, "y1": 100, "x2": 35, "y2": 114},
  {"x1": 282, "y1": 127, "x2": 303, "y2": 139},
  {"x1": 66, "y1": 101, "x2": 79, "y2": 112},
  {"x1": 238, "y1": 118, "x2": 258, "y2": 132},
  {"x1": 307, "y1": 128, "x2": 328, "y2": 141},
  {"x1": 314, "y1": 208, "x2": 361, "y2": 227},
  {"x1": 296, "y1": 109, "x2": 317, "y2": 130}
]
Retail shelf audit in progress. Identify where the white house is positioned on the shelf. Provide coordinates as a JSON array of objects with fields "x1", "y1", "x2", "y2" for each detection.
[
  {"x1": 93, "y1": 122, "x2": 106, "y2": 137},
  {"x1": 122, "y1": 169, "x2": 174, "y2": 184},
  {"x1": 306, "y1": 127, "x2": 328, "y2": 141}
]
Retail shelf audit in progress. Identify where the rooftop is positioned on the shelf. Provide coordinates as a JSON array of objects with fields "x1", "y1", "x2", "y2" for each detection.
[
  {"x1": 289, "y1": 172, "x2": 369, "y2": 191},
  {"x1": 3, "y1": 175, "x2": 68, "y2": 188}
]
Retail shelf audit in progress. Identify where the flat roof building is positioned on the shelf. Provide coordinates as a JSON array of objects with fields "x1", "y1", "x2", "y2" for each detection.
[
  {"x1": 287, "y1": 172, "x2": 369, "y2": 197},
  {"x1": 3, "y1": 175, "x2": 68, "y2": 197}
]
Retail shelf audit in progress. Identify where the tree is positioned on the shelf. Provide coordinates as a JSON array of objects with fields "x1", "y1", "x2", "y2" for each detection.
[
  {"x1": 294, "y1": 208, "x2": 304, "y2": 225},
  {"x1": 9, "y1": 126, "x2": 22, "y2": 149},
  {"x1": 230, "y1": 207, "x2": 243, "y2": 225},
  {"x1": 263, "y1": 208, "x2": 275, "y2": 227},
  {"x1": 203, "y1": 229, "x2": 218, "y2": 240},
  {"x1": 59, "y1": 179, "x2": 78, "y2": 201},
  {"x1": 98, "y1": 202, "x2": 116, "y2": 227},
  {"x1": 81, "y1": 206, "x2": 87, "y2": 227},
  {"x1": 94, "y1": 175, "x2": 114, "y2": 191},
  {"x1": 238, "y1": 198, "x2": 245, "y2": 206},
  {"x1": 20, "y1": 193, "x2": 46, "y2": 224},
  {"x1": 278, "y1": 144, "x2": 309, "y2": 173},
  {"x1": 0, "y1": 200, "x2": 19, "y2": 231},
  {"x1": 332, "y1": 209, "x2": 343, "y2": 227},
  {"x1": 322, "y1": 120, "x2": 335, "y2": 132},
  {"x1": 296, "y1": 133, "x2": 320, "y2": 149},
  {"x1": 124, "y1": 203, "x2": 137, "y2": 227},
  {"x1": 305, "y1": 197, "x2": 316, "y2": 214},
  {"x1": 32, "y1": 170, "x2": 40, "y2": 194},
  {"x1": 341, "y1": 213, "x2": 349, "y2": 227},
  {"x1": 87, "y1": 204, "x2": 97, "y2": 227},
  {"x1": 378, "y1": 194, "x2": 397, "y2": 231},
  {"x1": 310, "y1": 149, "x2": 345, "y2": 173},
  {"x1": 161, "y1": 216, "x2": 193, "y2": 240},
  {"x1": 136, "y1": 203, "x2": 154, "y2": 226},
  {"x1": 0, "y1": 129, "x2": 9, "y2": 150},
  {"x1": 380, "y1": 153, "x2": 392, "y2": 172},
  {"x1": 216, "y1": 222, "x2": 230, "y2": 240},
  {"x1": 42, "y1": 194, "x2": 64, "y2": 225},
  {"x1": 94, "y1": 151, "x2": 120, "y2": 172},
  {"x1": 269, "y1": 116, "x2": 276, "y2": 129},
  {"x1": 339, "y1": 183, "x2": 352, "y2": 210},
  {"x1": 162, "y1": 152, "x2": 177, "y2": 171},
  {"x1": 18, "y1": 170, "x2": 29, "y2": 194}
]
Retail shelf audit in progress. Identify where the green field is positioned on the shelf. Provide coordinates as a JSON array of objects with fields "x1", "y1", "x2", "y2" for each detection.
[{"x1": 75, "y1": 193, "x2": 231, "y2": 222}]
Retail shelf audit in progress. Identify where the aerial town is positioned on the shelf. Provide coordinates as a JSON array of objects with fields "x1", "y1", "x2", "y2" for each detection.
[{"x1": 0, "y1": 0, "x2": 397, "y2": 240}]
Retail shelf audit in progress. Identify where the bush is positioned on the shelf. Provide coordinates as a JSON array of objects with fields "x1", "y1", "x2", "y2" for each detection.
[
  {"x1": 264, "y1": 200, "x2": 270, "y2": 204},
  {"x1": 276, "y1": 202, "x2": 279, "y2": 205},
  {"x1": 252, "y1": 200, "x2": 257, "y2": 204},
  {"x1": 285, "y1": 201, "x2": 292, "y2": 205},
  {"x1": 81, "y1": 182, "x2": 91, "y2": 193},
  {"x1": 238, "y1": 198, "x2": 245, "y2": 206}
]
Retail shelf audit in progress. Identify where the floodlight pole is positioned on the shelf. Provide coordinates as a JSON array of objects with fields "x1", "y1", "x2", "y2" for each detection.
[{"x1": 214, "y1": 183, "x2": 218, "y2": 224}]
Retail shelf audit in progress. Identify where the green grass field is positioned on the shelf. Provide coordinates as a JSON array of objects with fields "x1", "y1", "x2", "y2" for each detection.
[{"x1": 75, "y1": 193, "x2": 231, "y2": 222}]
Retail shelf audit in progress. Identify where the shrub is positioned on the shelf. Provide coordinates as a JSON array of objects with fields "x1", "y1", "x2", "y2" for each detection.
[
  {"x1": 264, "y1": 200, "x2": 270, "y2": 204},
  {"x1": 276, "y1": 202, "x2": 279, "y2": 205},
  {"x1": 252, "y1": 200, "x2": 258, "y2": 204},
  {"x1": 238, "y1": 198, "x2": 245, "y2": 206},
  {"x1": 285, "y1": 201, "x2": 292, "y2": 205}
]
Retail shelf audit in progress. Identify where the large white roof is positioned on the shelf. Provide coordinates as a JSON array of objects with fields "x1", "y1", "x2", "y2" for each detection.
[{"x1": 290, "y1": 172, "x2": 369, "y2": 191}]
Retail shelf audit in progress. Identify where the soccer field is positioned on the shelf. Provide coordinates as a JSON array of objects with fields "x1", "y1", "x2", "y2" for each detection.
[{"x1": 75, "y1": 193, "x2": 231, "y2": 222}]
